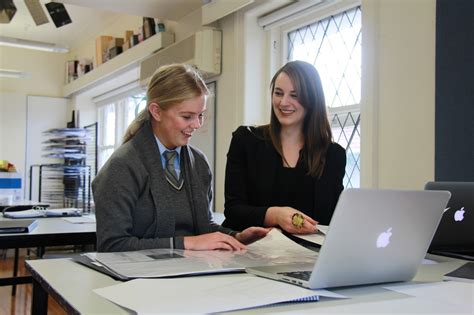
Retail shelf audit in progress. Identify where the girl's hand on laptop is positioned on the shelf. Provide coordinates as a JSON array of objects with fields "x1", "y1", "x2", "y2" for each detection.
[{"x1": 265, "y1": 206, "x2": 318, "y2": 234}]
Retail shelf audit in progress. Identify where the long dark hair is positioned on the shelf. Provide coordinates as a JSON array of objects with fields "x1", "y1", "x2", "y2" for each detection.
[{"x1": 265, "y1": 60, "x2": 332, "y2": 178}]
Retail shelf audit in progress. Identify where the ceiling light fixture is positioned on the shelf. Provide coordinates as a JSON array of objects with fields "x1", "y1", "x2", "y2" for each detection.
[
  {"x1": 0, "y1": 35, "x2": 69, "y2": 53},
  {"x1": 0, "y1": 69, "x2": 30, "y2": 79}
]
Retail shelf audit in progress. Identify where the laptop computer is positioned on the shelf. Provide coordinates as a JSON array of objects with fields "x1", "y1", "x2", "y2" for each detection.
[
  {"x1": 246, "y1": 188, "x2": 451, "y2": 289},
  {"x1": 425, "y1": 181, "x2": 474, "y2": 261}
]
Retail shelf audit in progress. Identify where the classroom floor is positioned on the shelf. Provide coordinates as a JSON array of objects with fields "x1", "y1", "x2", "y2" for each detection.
[{"x1": 0, "y1": 249, "x2": 66, "y2": 315}]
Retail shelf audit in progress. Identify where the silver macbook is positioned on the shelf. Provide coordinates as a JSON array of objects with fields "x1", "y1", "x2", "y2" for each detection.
[
  {"x1": 425, "y1": 181, "x2": 474, "y2": 260},
  {"x1": 246, "y1": 188, "x2": 451, "y2": 289}
]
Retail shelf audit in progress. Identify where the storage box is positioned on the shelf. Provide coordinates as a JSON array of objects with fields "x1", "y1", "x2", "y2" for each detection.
[
  {"x1": 107, "y1": 37, "x2": 124, "y2": 50},
  {"x1": 95, "y1": 35, "x2": 113, "y2": 66},
  {"x1": 109, "y1": 46, "x2": 123, "y2": 59},
  {"x1": 0, "y1": 172, "x2": 22, "y2": 203},
  {"x1": 122, "y1": 40, "x2": 130, "y2": 52},
  {"x1": 124, "y1": 30, "x2": 134, "y2": 43}
]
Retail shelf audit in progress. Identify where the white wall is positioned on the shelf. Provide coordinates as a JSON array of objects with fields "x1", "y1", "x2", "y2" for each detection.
[
  {"x1": 0, "y1": 93, "x2": 27, "y2": 173},
  {"x1": 0, "y1": 46, "x2": 69, "y2": 197},
  {"x1": 361, "y1": 0, "x2": 436, "y2": 189},
  {"x1": 25, "y1": 96, "x2": 70, "y2": 200},
  {"x1": 0, "y1": 46, "x2": 67, "y2": 97}
]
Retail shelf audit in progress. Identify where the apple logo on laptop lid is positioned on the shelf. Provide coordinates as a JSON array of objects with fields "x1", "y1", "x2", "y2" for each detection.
[
  {"x1": 454, "y1": 207, "x2": 465, "y2": 222},
  {"x1": 376, "y1": 228, "x2": 392, "y2": 248}
]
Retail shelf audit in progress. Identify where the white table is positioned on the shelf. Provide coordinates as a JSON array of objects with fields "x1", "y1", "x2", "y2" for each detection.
[
  {"x1": 26, "y1": 254, "x2": 472, "y2": 314},
  {"x1": 0, "y1": 215, "x2": 96, "y2": 291}
]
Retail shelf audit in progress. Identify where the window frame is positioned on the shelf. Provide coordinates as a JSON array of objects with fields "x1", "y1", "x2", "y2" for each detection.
[
  {"x1": 274, "y1": 0, "x2": 362, "y2": 188},
  {"x1": 96, "y1": 87, "x2": 146, "y2": 169}
]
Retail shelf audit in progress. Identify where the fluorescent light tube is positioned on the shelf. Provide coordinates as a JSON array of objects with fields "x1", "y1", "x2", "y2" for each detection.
[
  {"x1": 0, "y1": 69, "x2": 30, "y2": 79},
  {"x1": 0, "y1": 36, "x2": 69, "y2": 53}
]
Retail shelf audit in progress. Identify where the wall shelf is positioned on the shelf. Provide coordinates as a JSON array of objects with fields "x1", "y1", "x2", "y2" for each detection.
[{"x1": 62, "y1": 32, "x2": 175, "y2": 97}]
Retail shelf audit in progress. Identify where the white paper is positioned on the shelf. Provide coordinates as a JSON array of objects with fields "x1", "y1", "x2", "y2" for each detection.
[
  {"x1": 91, "y1": 229, "x2": 318, "y2": 279},
  {"x1": 62, "y1": 216, "x2": 96, "y2": 224},
  {"x1": 94, "y1": 274, "x2": 345, "y2": 314},
  {"x1": 421, "y1": 258, "x2": 438, "y2": 265},
  {"x1": 275, "y1": 295, "x2": 473, "y2": 314},
  {"x1": 317, "y1": 224, "x2": 329, "y2": 234},
  {"x1": 291, "y1": 225, "x2": 329, "y2": 246},
  {"x1": 384, "y1": 281, "x2": 474, "y2": 308}
]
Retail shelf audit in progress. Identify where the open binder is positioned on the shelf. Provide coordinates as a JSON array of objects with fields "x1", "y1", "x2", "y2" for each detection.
[{"x1": 2, "y1": 207, "x2": 82, "y2": 219}]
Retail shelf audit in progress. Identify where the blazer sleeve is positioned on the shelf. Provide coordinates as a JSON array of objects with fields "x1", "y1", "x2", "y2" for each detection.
[{"x1": 223, "y1": 126, "x2": 269, "y2": 231}]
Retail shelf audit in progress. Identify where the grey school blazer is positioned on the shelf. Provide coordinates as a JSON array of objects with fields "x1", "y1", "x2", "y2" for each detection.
[{"x1": 92, "y1": 120, "x2": 232, "y2": 252}]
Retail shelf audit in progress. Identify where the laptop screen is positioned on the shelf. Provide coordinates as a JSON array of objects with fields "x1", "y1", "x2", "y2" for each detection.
[{"x1": 425, "y1": 181, "x2": 474, "y2": 251}]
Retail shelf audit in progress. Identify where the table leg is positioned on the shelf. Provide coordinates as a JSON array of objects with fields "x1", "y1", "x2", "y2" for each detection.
[
  {"x1": 12, "y1": 248, "x2": 19, "y2": 296},
  {"x1": 31, "y1": 278, "x2": 48, "y2": 315}
]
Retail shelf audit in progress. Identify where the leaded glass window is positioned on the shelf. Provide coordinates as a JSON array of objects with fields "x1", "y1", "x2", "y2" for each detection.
[{"x1": 287, "y1": 6, "x2": 361, "y2": 187}]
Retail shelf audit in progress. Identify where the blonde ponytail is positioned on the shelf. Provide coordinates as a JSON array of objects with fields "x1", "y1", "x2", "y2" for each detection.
[{"x1": 122, "y1": 108, "x2": 151, "y2": 143}]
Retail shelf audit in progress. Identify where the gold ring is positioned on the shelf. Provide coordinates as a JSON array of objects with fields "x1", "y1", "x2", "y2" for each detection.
[{"x1": 291, "y1": 213, "x2": 305, "y2": 229}]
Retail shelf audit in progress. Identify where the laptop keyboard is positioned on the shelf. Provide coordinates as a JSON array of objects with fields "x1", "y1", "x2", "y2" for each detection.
[{"x1": 278, "y1": 271, "x2": 311, "y2": 281}]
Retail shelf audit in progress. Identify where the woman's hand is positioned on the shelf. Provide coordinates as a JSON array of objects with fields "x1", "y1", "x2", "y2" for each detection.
[
  {"x1": 184, "y1": 232, "x2": 246, "y2": 251},
  {"x1": 235, "y1": 227, "x2": 271, "y2": 245},
  {"x1": 264, "y1": 206, "x2": 318, "y2": 234}
]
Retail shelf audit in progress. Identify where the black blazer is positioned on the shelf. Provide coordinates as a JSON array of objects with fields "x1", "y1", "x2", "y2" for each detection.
[{"x1": 222, "y1": 126, "x2": 346, "y2": 231}]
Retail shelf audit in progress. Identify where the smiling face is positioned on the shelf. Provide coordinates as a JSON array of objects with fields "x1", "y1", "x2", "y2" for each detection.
[
  {"x1": 150, "y1": 95, "x2": 207, "y2": 149},
  {"x1": 271, "y1": 72, "x2": 306, "y2": 130}
]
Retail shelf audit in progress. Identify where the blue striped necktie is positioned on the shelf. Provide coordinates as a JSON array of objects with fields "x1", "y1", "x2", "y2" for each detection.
[{"x1": 163, "y1": 150, "x2": 183, "y2": 190}]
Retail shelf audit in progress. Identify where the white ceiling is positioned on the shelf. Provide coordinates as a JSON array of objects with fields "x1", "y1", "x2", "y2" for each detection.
[{"x1": 0, "y1": 0, "x2": 203, "y2": 50}]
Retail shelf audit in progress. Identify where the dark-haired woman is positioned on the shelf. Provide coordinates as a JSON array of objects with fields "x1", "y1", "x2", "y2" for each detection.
[{"x1": 222, "y1": 61, "x2": 346, "y2": 234}]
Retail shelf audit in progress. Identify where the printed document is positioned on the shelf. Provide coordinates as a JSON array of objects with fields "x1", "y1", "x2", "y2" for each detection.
[
  {"x1": 290, "y1": 224, "x2": 329, "y2": 246},
  {"x1": 86, "y1": 229, "x2": 317, "y2": 279},
  {"x1": 94, "y1": 274, "x2": 345, "y2": 314}
]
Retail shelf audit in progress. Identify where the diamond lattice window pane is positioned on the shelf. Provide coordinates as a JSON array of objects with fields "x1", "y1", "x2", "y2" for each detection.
[{"x1": 288, "y1": 6, "x2": 361, "y2": 187}]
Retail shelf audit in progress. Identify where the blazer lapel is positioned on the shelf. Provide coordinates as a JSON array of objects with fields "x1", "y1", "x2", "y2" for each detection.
[{"x1": 132, "y1": 121, "x2": 176, "y2": 236}]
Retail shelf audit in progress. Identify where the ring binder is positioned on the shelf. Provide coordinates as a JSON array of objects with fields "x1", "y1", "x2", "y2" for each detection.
[{"x1": 2, "y1": 207, "x2": 82, "y2": 219}]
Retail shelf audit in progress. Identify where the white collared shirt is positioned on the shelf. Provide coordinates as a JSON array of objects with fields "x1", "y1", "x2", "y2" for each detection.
[{"x1": 154, "y1": 136, "x2": 182, "y2": 178}]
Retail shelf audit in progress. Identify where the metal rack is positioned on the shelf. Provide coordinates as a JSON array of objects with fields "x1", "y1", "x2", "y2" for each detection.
[
  {"x1": 84, "y1": 123, "x2": 98, "y2": 177},
  {"x1": 29, "y1": 127, "x2": 94, "y2": 213},
  {"x1": 29, "y1": 164, "x2": 91, "y2": 212}
]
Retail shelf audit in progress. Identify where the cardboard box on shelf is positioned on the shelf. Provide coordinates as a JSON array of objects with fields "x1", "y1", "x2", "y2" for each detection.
[
  {"x1": 131, "y1": 34, "x2": 139, "y2": 47},
  {"x1": 65, "y1": 60, "x2": 78, "y2": 83},
  {"x1": 122, "y1": 40, "x2": 130, "y2": 52},
  {"x1": 107, "y1": 37, "x2": 124, "y2": 50},
  {"x1": 143, "y1": 17, "x2": 156, "y2": 39},
  {"x1": 124, "y1": 30, "x2": 134, "y2": 43},
  {"x1": 109, "y1": 46, "x2": 123, "y2": 59},
  {"x1": 95, "y1": 35, "x2": 113, "y2": 66}
]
